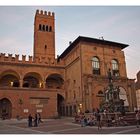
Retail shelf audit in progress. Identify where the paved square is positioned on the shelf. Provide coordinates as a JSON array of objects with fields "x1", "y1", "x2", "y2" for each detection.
[{"x1": 0, "y1": 117, "x2": 140, "y2": 134}]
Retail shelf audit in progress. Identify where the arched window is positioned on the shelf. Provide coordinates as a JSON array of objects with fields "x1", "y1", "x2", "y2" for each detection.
[
  {"x1": 39, "y1": 24, "x2": 42, "y2": 30},
  {"x1": 49, "y1": 26, "x2": 52, "y2": 32},
  {"x1": 112, "y1": 59, "x2": 119, "y2": 77},
  {"x1": 96, "y1": 90, "x2": 104, "y2": 97},
  {"x1": 46, "y1": 25, "x2": 48, "y2": 31},
  {"x1": 45, "y1": 45, "x2": 47, "y2": 49},
  {"x1": 42, "y1": 25, "x2": 45, "y2": 31},
  {"x1": 98, "y1": 90, "x2": 103, "y2": 95},
  {"x1": 91, "y1": 56, "x2": 100, "y2": 75}
]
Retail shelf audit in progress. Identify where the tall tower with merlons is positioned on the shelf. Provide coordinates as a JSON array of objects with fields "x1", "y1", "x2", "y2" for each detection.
[{"x1": 34, "y1": 9, "x2": 55, "y2": 59}]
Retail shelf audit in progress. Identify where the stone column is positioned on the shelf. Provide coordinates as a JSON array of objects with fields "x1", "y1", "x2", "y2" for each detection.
[
  {"x1": 87, "y1": 77, "x2": 93, "y2": 112},
  {"x1": 43, "y1": 81, "x2": 46, "y2": 88},
  {"x1": 128, "y1": 85, "x2": 133, "y2": 111},
  {"x1": 19, "y1": 79, "x2": 23, "y2": 88}
]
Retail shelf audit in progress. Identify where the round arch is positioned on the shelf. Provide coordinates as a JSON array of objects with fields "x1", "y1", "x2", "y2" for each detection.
[
  {"x1": 91, "y1": 56, "x2": 101, "y2": 75},
  {"x1": 0, "y1": 70, "x2": 20, "y2": 87},
  {"x1": 0, "y1": 70, "x2": 20, "y2": 79},
  {"x1": 23, "y1": 72, "x2": 43, "y2": 88},
  {"x1": 91, "y1": 56, "x2": 100, "y2": 61},
  {"x1": 46, "y1": 73, "x2": 64, "y2": 89},
  {"x1": 111, "y1": 59, "x2": 119, "y2": 76},
  {"x1": 0, "y1": 98, "x2": 12, "y2": 119},
  {"x1": 119, "y1": 86, "x2": 129, "y2": 107},
  {"x1": 91, "y1": 56, "x2": 100, "y2": 67}
]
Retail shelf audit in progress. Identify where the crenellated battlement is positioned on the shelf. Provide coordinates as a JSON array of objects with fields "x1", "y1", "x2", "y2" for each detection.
[
  {"x1": 36, "y1": 9, "x2": 55, "y2": 18},
  {"x1": 0, "y1": 53, "x2": 64, "y2": 67}
]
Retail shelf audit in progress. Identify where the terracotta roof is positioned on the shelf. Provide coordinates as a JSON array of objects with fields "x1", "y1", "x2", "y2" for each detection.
[{"x1": 58, "y1": 36, "x2": 129, "y2": 60}]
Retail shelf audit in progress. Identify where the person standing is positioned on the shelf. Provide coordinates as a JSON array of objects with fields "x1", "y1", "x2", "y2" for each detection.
[
  {"x1": 81, "y1": 114, "x2": 86, "y2": 127},
  {"x1": 28, "y1": 114, "x2": 33, "y2": 127},
  {"x1": 34, "y1": 113, "x2": 38, "y2": 127},
  {"x1": 96, "y1": 110, "x2": 102, "y2": 130},
  {"x1": 37, "y1": 113, "x2": 43, "y2": 124}
]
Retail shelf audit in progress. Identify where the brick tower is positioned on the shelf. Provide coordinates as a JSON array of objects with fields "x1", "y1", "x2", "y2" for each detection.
[{"x1": 34, "y1": 10, "x2": 55, "y2": 59}]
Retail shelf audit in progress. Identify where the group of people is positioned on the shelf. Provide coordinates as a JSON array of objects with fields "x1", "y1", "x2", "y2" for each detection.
[
  {"x1": 75, "y1": 108, "x2": 140, "y2": 130},
  {"x1": 75, "y1": 109, "x2": 102, "y2": 130},
  {"x1": 80, "y1": 114, "x2": 96, "y2": 127},
  {"x1": 28, "y1": 113, "x2": 43, "y2": 127}
]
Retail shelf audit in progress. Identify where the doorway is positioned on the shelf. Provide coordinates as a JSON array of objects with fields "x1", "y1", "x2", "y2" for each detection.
[
  {"x1": 57, "y1": 94, "x2": 64, "y2": 116},
  {"x1": 0, "y1": 98, "x2": 12, "y2": 119}
]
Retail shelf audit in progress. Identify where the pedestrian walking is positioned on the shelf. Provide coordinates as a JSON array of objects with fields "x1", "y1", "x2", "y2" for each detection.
[
  {"x1": 37, "y1": 113, "x2": 43, "y2": 124},
  {"x1": 136, "y1": 110, "x2": 140, "y2": 128},
  {"x1": 34, "y1": 113, "x2": 38, "y2": 127},
  {"x1": 81, "y1": 114, "x2": 86, "y2": 127},
  {"x1": 28, "y1": 114, "x2": 33, "y2": 127},
  {"x1": 84, "y1": 116, "x2": 87, "y2": 126},
  {"x1": 95, "y1": 110, "x2": 102, "y2": 130}
]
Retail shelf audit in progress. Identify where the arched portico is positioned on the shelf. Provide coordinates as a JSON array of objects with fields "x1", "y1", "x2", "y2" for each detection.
[
  {"x1": 0, "y1": 70, "x2": 20, "y2": 87},
  {"x1": 119, "y1": 86, "x2": 129, "y2": 111},
  {"x1": 23, "y1": 72, "x2": 42, "y2": 88},
  {"x1": 46, "y1": 73, "x2": 64, "y2": 89}
]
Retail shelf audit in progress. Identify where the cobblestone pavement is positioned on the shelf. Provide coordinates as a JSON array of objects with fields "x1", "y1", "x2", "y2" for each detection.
[{"x1": 0, "y1": 117, "x2": 140, "y2": 134}]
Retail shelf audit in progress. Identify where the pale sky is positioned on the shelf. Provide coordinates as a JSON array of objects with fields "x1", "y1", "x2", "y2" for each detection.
[{"x1": 0, "y1": 6, "x2": 140, "y2": 79}]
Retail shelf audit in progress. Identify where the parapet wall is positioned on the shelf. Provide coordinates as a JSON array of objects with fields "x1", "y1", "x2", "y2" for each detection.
[
  {"x1": 0, "y1": 53, "x2": 64, "y2": 67},
  {"x1": 35, "y1": 9, "x2": 55, "y2": 18}
]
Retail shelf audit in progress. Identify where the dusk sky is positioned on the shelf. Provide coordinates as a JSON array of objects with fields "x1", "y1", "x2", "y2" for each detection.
[{"x1": 0, "y1": 6, "x2": 140, "y2": 79}]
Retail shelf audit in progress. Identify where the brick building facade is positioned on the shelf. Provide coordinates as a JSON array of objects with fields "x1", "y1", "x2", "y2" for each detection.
[
  {"x1": 0, "y1": 10, "x2": 137, "y2": 119},
  {"x1": 135, "y1": 71, "x2": 140, "y2": 109}
]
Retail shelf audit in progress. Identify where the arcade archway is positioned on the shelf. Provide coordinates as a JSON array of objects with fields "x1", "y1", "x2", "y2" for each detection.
[
  {"x1": 0, "y1": 70, "x2": 20, "y2": 87},
  {"x1": 46, "y1": 74, "x2": 64, "y2": 89},
  {"x1": 23, "y1": 72, "x2": 42, "y2": 88}
]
